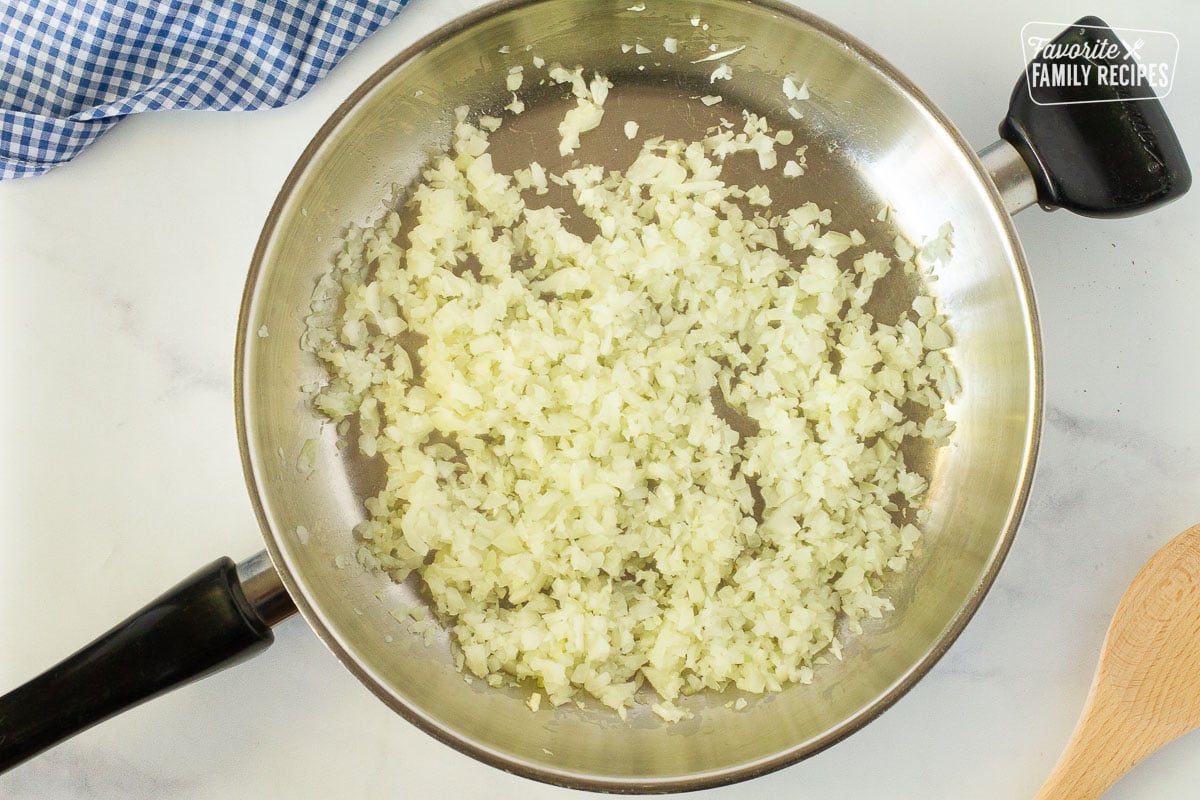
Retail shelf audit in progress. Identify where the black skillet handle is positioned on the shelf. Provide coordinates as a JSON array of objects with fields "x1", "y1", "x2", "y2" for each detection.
[
  {"x1": 0, "y1": 557, "x2": 281, "y2": 773},
  {"x1": 1000, "y1": 16, "x2": 1190, "y2": 217}
]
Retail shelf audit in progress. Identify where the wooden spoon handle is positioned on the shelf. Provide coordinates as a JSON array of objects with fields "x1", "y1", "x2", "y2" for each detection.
[
  {"x1": 1033, "y1": 524, "x2": 1200, "y2": 800},
  {"x1": 1032, "y1": 702, "x2": 1157, "y2": 800}
]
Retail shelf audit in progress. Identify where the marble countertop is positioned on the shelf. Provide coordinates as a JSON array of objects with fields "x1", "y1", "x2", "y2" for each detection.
[{"x1": 3, "y1": 1, "x2": 1199, "y2": 798}]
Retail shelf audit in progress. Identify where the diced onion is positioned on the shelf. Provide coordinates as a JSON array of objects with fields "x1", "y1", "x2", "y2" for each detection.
[{"x1": 304, "y1": 67, "x2": 959, "y2": 720}]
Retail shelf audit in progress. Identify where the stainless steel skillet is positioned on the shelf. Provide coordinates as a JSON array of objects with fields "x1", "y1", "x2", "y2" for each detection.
[{"x1": 0, "y1": 0, "x2": 1188, "y2": 792}]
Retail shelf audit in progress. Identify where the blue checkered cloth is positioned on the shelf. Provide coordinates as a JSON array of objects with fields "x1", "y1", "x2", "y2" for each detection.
[{"x1": 0, "y1": 0, "x2": 408, "y2": 179}]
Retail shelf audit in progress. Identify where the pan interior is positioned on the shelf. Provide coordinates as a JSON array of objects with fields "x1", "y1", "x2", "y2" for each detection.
[{"x1": 239, "y1": 0, "x2": 1038, "y2": 790}]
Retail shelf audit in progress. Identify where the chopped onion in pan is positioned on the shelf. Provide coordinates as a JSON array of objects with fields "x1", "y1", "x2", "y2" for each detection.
[{"x1": 304, "y1": 69, "x2": 960, "y2": 721}]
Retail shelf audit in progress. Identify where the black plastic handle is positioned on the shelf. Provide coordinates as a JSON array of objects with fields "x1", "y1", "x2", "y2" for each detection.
[
  {"x1": 0, "y1": 557, "x2": 274, "y2": 773},
  {"x1": 1000, "y1": 16, "x2": 1191, "y2": 217}
]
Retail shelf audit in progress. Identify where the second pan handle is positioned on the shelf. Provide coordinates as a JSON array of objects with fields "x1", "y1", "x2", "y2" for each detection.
[{"x1": 982, "y1": 16, "x2": 1190, "y2": 218}]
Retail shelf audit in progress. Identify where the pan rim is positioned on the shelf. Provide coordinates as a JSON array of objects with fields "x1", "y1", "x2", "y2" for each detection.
[{"x1": 234, "y1": 0, "x2": 1043, "y2": 791}]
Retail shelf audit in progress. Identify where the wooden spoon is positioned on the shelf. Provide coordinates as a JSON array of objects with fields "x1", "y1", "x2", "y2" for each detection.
[{"x1": 1035, "y1": 523, "x2": 1200, "y2": 799}]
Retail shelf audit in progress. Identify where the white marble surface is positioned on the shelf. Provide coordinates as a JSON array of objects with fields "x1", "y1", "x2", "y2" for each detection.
[{"x1": 2, "y1": 1, "x2": 1199, "y2": 797}]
